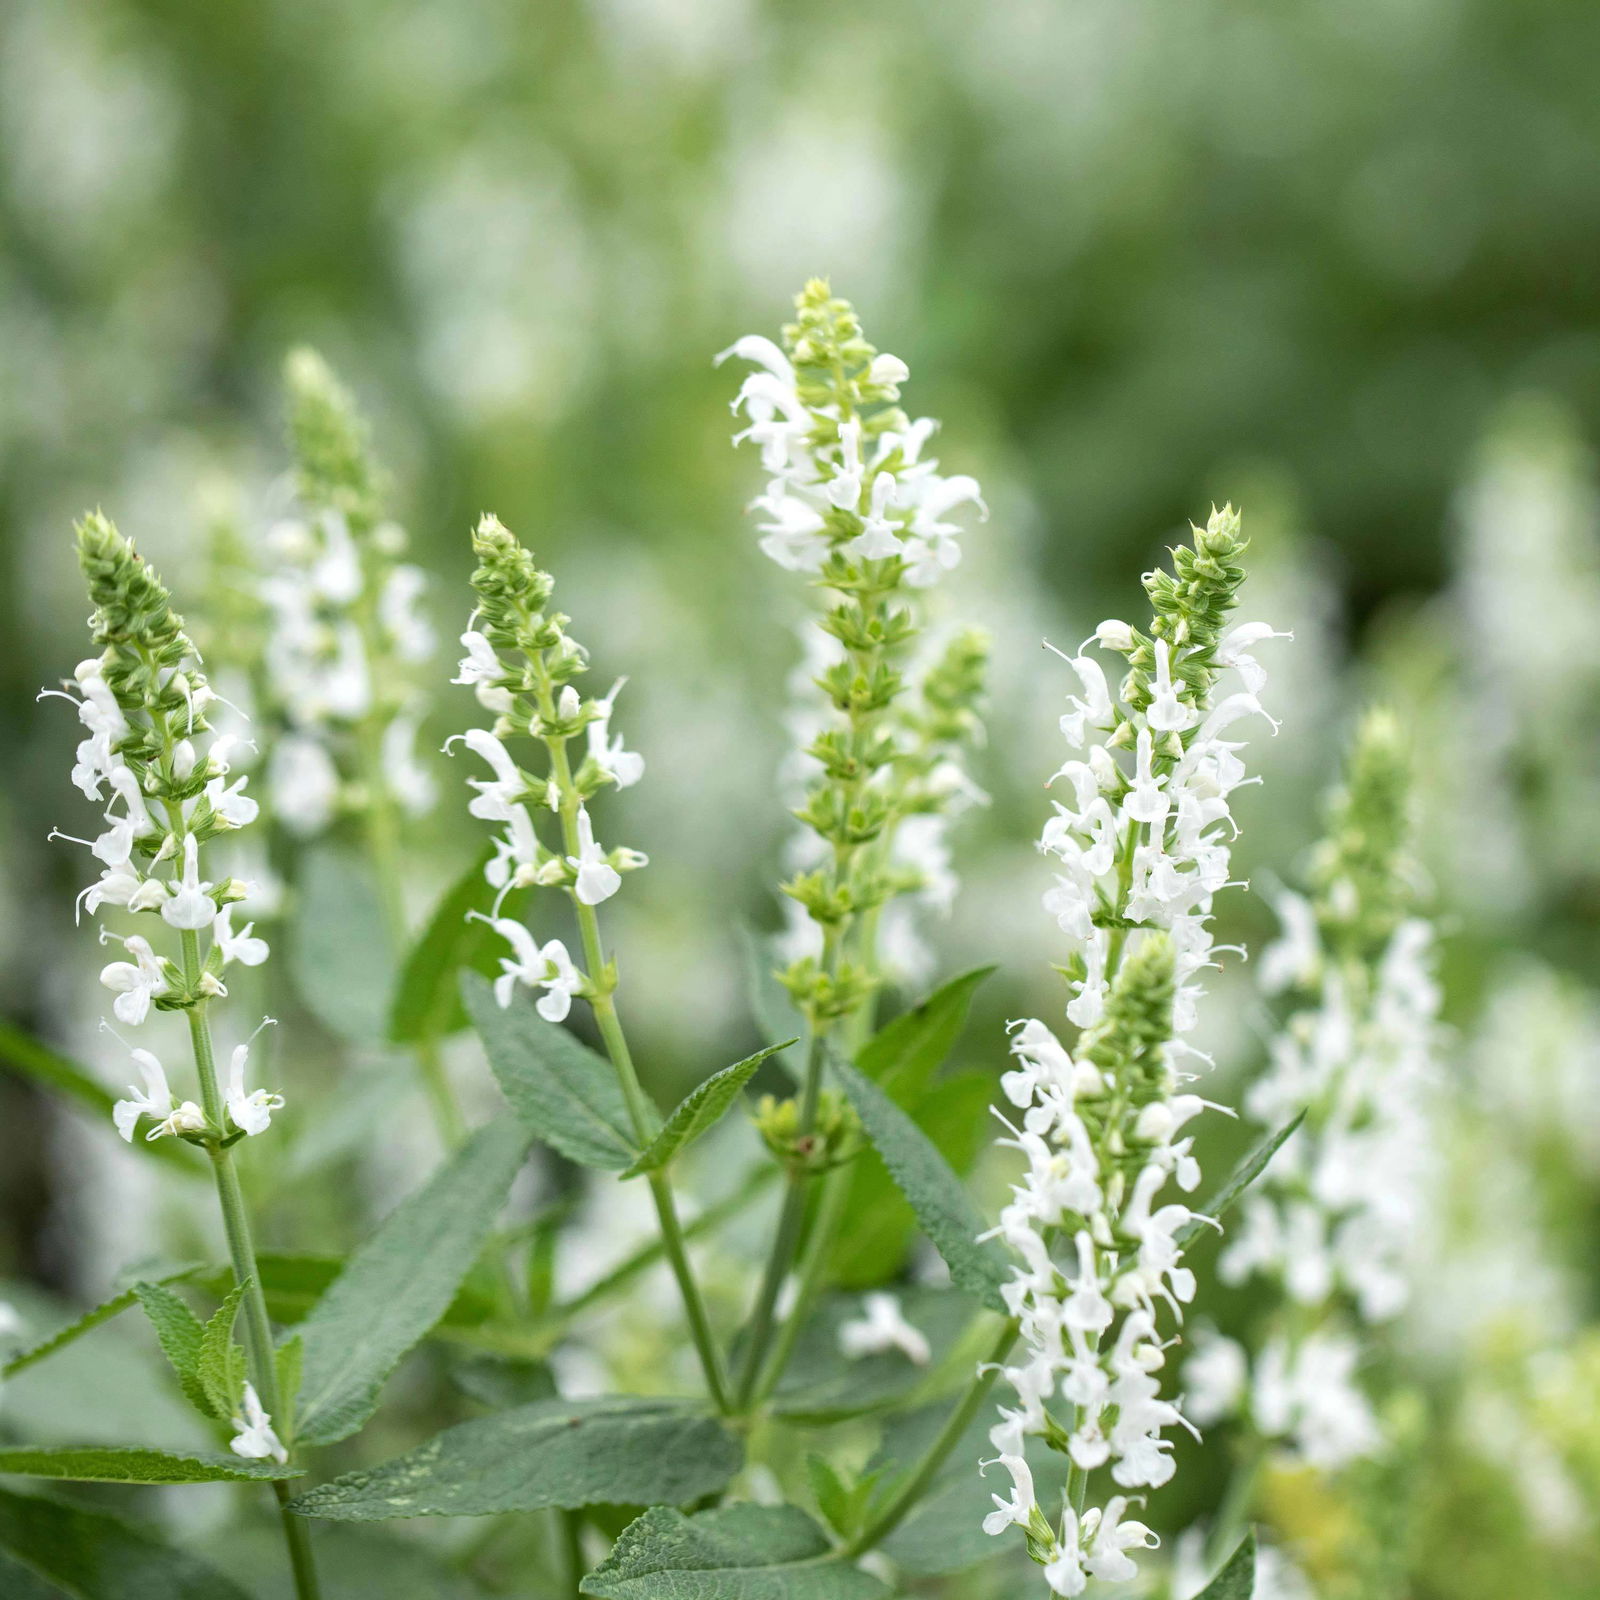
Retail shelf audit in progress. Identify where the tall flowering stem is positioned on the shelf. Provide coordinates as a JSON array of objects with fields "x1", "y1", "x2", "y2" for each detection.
[
  {"x1": 268, "y1": 350, "x2": 454, "y2": 1137},
  {"x1": 51, "y1": 516, "x2": 320, "y2": 1600},
  {"x1": 721, "y1": 281, "x2": 987, "y2": 1407},
  {"x1": 981, "y1": 508, "x2": 1284, "y2": 1597},
  {"x1": 1190, "y1": 711, "x2": 1441, "y2": 1492},
  {"x1": 450, "y1": 516, "x2": 731, "y2": 1410}
]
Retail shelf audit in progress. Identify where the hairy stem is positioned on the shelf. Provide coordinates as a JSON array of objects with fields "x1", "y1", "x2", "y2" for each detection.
[{"x1": 181, "y1": 931, "x2": 322, "y2": 1600}]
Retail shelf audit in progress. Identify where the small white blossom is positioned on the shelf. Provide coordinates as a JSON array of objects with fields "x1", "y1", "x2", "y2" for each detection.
[
  {"x1": 99, "y1": 935, "x2": 169, "y2": 1026},
  {"x1": 838, "y1": 1293, "x2": 932, "y2": 1366},
  {"x1": 569, "y1": 807, "x2": 621, "y2": 905},
  {"x1": 224, "y1": 1039, "x2": 284, "y2": 1137},
  {"x1": 229, "y1": 1382, "x2": 288, "y2": 1464},
  {"x1": 112, "y1": 1047, "x2": 177, "y2": 1141},
  {"x1": 482, "y1": 917, "x2": 582, "y2": 1019}
]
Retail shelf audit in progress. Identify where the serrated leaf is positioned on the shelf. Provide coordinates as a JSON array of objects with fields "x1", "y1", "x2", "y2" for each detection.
[
  {"x1": 855, "y1": 967, "x2": 993, "y2": 1096},
  {"x1": 132, "y1": 1281, "x2": 209, "y2": 1417},
  {"x1": 0, "y1": 1447, "x2": 295, "y2": 1484},
  {"x1": 291, "y1": 845, "x2": 395, "y2": 1041},
  {"x1": 620, "y1": 1041, "x2": 795, "y2": 1178},
  {"x1": 465, "y1": 973, "x2": 640, "y2": 1169},
  {"x1": 289, "y1": 1397, "x2": 742, "y2": 1520},
  {"x1": 833, "y1": 1058, "x2": 1008, "y2": 1311},
  {"x1": 0, "y1": 1485, "x2": 255, "y2": 1598},
  {"x1": 389, "y1": 850, "x2": 502, "y2": 1044},
  {"x1": 1193, "y1": 1529, "x2": 1256, "y2": 1599},
  {"x1": 0, "y1": 1022, "x2": 195, "y2": 1174},
  {"x1": 197, "y1": 1280, "x2": 249, "y2": 1422},
  {"x1": 580, "y1": 1503, "x2": 888, "y2": 1599},
  {"x1": 294, "y1": 1118, "x2": 531, "y2": 1445},
  {"x1": 1176, "y1": 1111, "x2": 1307, "y2": 1248},
  {"x1": 2, "y1": 1267, "x2": 199, "y2": 1380}
]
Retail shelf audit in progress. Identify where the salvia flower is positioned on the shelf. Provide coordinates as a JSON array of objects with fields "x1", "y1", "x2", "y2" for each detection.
[
  {"x1": 48, "y1": 514, "x2": 283, "y2": 1144},
  {"x1": 259, "y1": 348, "x2": 437, "y2": 839},
  {"x1": 981, "y1": 506, "x2": 1283, "y2": 1596},
  {"x1": 448, "y1": 515, "x2": 647, "y2": 1009},
  {"x1": 723, "y1": 282, "x2": 989, "y2": 1024},
  {"x1": 1204, "y1": 709, "x2": 1442, "y2": 1468}
]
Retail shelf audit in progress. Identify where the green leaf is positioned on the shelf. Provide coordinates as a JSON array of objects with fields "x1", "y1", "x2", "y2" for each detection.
[
  {"x1": 855, "y1": 967, "x2": 993, "y2": 1097},
  {"x1": 0, "y1": 1486, "x2": 255, "y2": 1598},
  {"x1": 294, "y1": 1118, "x2": 531, "y2": 1445},
  {"x1": 291, "y1": 845, "x2": 395, "y2": 1041},
  {"x1": 830, "y1": 1069, "x2": 993, "y2": 1289},
  {"x1": 2, "y1": 1268, "x2": 199, "y2": 1380},
  {"x1": 132, "y1": 1282, "x2": 209, "y2": 1416},
  {"x1": 805, "y1": 1457, "x2": 886, "y2": 1541},
  {"x1": 389, "y1": 850, "x2": 502, "y2": 1044},
  {"x1": 196, "y1": 1280, "x2": 249, "y2": 1422},
  {"x1": 1176, "y1": 1110, "x2": 1307, "y2": 1247},
  {"x1": 274, "y1": 1336, "x2": 304, "y2": 1436},
  {"x1": 770, "y1": 1288, "x2": 971, "y2": 1422},
  {"x1": 289, "y1": 1397, "x2": 742, "y2": 1520},
  {"x1": 0, "y1": 1447, "x2": 295, "y2": 1484},
  {"x1": 0, "y1": 1022, "x2": 195, "y2": 1174},
  {"x1": 1193, "y1": 1529, "x2": 1256, "y2": 1600},
  {"x1": 0, "y1": 1550, "x2": 59, "y2": 1600},
  {"x1": 450, "y1": 1354, "x2": 558, "y2": 1409},
  {"x1": 465, "y1": 973, "x2": 640, "y2": 1169},
  {"x1": 833, "y1": 1057, "x2": 1008, "y2": 1311},
  {"x1": 619, "y1": 1041, "x2": 795, "y2": 1178},
  {"x1": 580, "y1": 1504, "x2": 887, "y2": 1599}
]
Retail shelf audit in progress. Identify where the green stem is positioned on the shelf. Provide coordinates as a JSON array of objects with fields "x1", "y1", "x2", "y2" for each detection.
[
  {"x1": 843, "y1": 1317, "x2": 1019, "y2": 1558},
  {"x1": 750, "y1": 1159, "x2": 851, "y2": 1407},
  {"x1": 1205, "y1": 1435, "x2": 1263, "y2": 1570},
  {"x1": 548, "y1": 745, "x2": 731, "y2": 1411},
  {"x1": 180, "y1": 932, "x2": 322, "y2": 1600}
]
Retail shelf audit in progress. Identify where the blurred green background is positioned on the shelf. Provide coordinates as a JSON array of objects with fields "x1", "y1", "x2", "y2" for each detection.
[{"x1": 3, "y1": 1, "x2": 1600, "y2": 1595}]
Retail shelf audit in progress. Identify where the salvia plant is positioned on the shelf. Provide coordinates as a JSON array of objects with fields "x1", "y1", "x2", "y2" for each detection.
[{"x1": 10, "y1": 279, "x2": 1439, "y2": 1600}]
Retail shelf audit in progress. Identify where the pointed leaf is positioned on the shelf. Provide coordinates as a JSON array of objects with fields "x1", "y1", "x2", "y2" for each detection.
[
  {"x1": 197, "y1": 1280, "x2": 249, "y2": 1422},
  {"x1": 295, "y1": 1118, "x2": 531, "y2": 1445},
  {"x1": 132, "y1": 1281, "x2": 210, "y2": 1417},
  {"x1": 580, "y1": 1504, "x2": 887, "y2": 1599},
  {"x1": 1193, "y1": 1528, "x2": 1256, "y2": 1599},
  {"x1": 0, "y1": 1022, "x2": 195, "y2": 1173},
  {"x1": 855, "y1": 967, "x2": 994, "y2": 1096},
  {"x1": 0, "y1": 1447, "x2": 295, "y2": 1484},
  {"x1": 291, "y1": 845, "x2": 395, "y2": 1042},
  {"x1": 620, "y1": 1041, "x2": 795, "y2": 1178},
  {"x1": 0, "y1": 1486, "x2": 255, "y2": 1598},
  {"x1": 289, "y1": 1397, "x2": 742, "y2": 1520},
  {"x1": 389, "y1": 850, "x2": 502, "y2": 1044},
  {"x1": 2, "y1": 1268, "x2": 199, "y2": 1380},
  {"x1": 833, "y1": 1057, "x2": 1008, "y2": 1311},
  {"x1": 465, "y1": 973, "x2": 639, "y2": 1169},
  {"x1": 1176, "y1": 1111, "x2": 1307, "y2": 1247}
]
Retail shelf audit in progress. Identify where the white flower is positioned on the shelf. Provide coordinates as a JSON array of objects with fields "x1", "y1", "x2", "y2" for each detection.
[
  {"x1": 456, "y1": 728, "x2": 527, "y2": 823},
  {"x1": 229, "y1": 1382, "x2": 288, "y2": 1464},
  {"x1": 214, "y1": 905, "x2": 270, "y2": 968},
  {"x1": 268, "y1": 734, "x2": 340, "y2": 837},
  {"x1": 485, "y1": 917, "x2": 582, "y2": 1019},
  {"x1": 837, "y1": 1292, "x2": 932, "y2": 1366},
  {"x1": 454, "y1": 629, "x2": 514, "y2": 713},
  {"x1": 980, "y1": 1452, "x2": 1035, "y2": 1537},
  {"x1": 380, "y1": 564, "x2": 435, "y2": 662},
  {"x1": 161, "y1": 834, "x2": 216, "y2": 930},
  {"x1": 1181, "y1": 1326, "x2": 1247, "y2": 1427},
  {"x1": 568, "y1": 807, "x2": 621, "y2": 905},
  {"x1": 99, "y1": 935, "x2": 169, "y2": 1026},
  {"x1": 112, "y1": 1047, "x2": 176, "y2": 1141},
  {"x1": 382, "y1": 708, "x2": 437, "y2": 816},
  {"x1": 587, "y1": 682, "x2": 644, "y2": 789},
  {"x1": 1080, "y1": 1498, "x2": 1159, "y2": 1583},
  {"x1": 224, "y1": 1040, "x2": 284, "y2": 1137}
]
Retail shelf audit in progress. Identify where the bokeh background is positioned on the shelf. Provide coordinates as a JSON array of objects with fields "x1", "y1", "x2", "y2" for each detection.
[{"x1": 3, "y1": 2, "x2": 1600, "y2": 1597}]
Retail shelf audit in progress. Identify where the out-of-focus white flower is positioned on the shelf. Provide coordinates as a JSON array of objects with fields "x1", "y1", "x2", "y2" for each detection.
[{"x1": 838, "y1": 1292, "x2": 932, "y2": 1366}]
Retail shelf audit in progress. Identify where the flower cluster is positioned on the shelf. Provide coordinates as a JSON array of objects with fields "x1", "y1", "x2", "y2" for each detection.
[
  {"x1": 722, "y1": 282, "x2": 988, "y2": 1024},
  {"x1": 981, "y1": 507, "x2": 1283, "y2": 1596},
  {"x1": 48, "y1": 515, "x2": 284, "y2": 1464},
  {"x1": 260, "y1": 348, "x2": 436, "y2": 838},
  {"x1": 1193, "y1": 709, "x2": 1442, "y2": 1469},
  {"x1": 450, "y1": 515, "x2": 646, "y2": 1015}
]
